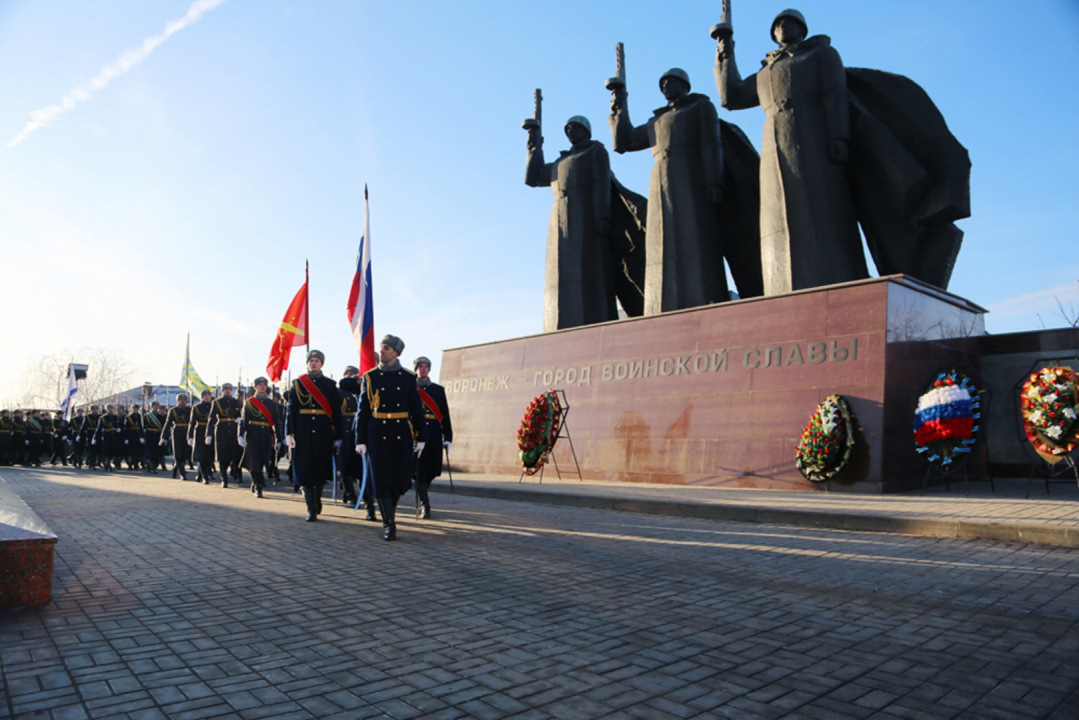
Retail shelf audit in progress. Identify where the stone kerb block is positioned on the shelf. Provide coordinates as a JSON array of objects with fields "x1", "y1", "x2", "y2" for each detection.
[{"x1": 0, "y1": 475, "x2": 58, "y2": 607}]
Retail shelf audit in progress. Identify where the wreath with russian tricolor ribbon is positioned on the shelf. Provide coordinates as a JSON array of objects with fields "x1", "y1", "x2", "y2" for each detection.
[
  {"x1": 518, "y1": 390, "x2": 562, "y2": 475},
  {"x1": 1021, "y1": 366, "x2": 1079, "y2": 463},
  {"x1": 795, "y1": 395, "x2": 855, "y2": 483},
  {"x1": 914, "y1": 370, "x2": 980, "y2": 466}
]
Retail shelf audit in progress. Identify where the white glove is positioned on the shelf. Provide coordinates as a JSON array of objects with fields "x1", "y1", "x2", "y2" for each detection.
[
  {"x1": 444, "y1": 441, "x2": 451, "y2": 450},
  {"x1": 91, "y1": 439, "x2": 96, "y2": 446},
  {"x1": 415, "y1": 441, "x2": 426, "y2": 456},
  {"x1": 139, "y1": 438, "x2": 146, "y2": 445},
  {"x1": 204, "y1": 435, "x2": 212, "y2": 445},
  {"x1": 159, "y1": 439, "x2": 167, "y2": 446},
  {"x1": 238, "y1": 436, "x2": 247, "y2": 448},
  {"x1": 187, "y1": 437, "x2": 194, "y2": 446},
  {"x1": 26, "y1": 440, "x2": 31, "y2": 446},
  {"x1": 124, "y1": 439, "x2": 129, "y2": 445},
  {"x1": 285, "y1": 435, "x2": 295, "y2": 448},
  {"x1": 333, "y1": 440, "x2": 342, "y2": 450},
  {"x1": 356, "y1": 444, "x2": 367, "y2": 455}
]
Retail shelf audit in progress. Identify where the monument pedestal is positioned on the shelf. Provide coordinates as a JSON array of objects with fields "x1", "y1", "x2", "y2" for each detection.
[{"x1": 439, "y1": 276, "x2": 987, "y2": 493}]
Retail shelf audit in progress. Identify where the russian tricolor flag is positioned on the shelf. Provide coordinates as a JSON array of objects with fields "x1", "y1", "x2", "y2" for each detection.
[{"x1": 347, "y1": 185, "x2": 376, "y2": 374}]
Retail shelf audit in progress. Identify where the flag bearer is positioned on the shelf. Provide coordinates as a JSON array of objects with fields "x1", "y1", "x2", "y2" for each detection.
[
  {"x1": 285, "y1": 350, "x2": 343, "y2": 522},
  {"x1": 239, "y1": 377, "x2": 283, "y2": 498}
]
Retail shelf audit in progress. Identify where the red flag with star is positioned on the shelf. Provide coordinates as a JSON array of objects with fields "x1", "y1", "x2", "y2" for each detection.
[{"x1": 266, "y1": 268, "x2": 309, "y2": 382}]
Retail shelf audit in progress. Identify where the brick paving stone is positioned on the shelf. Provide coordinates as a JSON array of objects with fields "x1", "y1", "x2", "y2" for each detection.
[{"x1": 3, "y1": 466, "x2": 1079, "y2": 719}]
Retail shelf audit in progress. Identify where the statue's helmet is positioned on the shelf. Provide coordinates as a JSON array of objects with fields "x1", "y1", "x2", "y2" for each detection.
[
  {"x1": 658, "y1": 68, "x2": 691, "y2": 91},
  {"x1": 564, "y1": 115, "x2": 591, "y2": 135},
  {"x1": 771, "y1": 9, "x2": 808, "y2": 41}
]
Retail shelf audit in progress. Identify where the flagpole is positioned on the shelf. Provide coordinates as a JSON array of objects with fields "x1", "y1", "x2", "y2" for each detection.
[{"x1": 305, "y1": 260, "x2": 310, "y2": 356}]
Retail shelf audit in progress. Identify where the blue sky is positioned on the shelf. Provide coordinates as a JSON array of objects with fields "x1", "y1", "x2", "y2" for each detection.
[{"x1": 1, "y1": 0, "x2": 1077, "y2": 403}]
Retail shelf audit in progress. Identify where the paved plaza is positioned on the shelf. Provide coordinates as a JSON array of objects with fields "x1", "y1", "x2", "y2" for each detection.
[{"x1": 2, "y1": 465, "x2": 1078, "y2": 719}]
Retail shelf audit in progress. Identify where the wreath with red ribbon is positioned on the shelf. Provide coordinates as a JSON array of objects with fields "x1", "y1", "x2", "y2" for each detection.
[
  {"x1": 1022, "y1": 366, "x2": 1079, "y2": 463},
  {"x1": 795, "y1": 395, "x2": 855, "y2": 483},
  {"x1": 517, "y1": 390, "x2": 562, "y2": 475}
]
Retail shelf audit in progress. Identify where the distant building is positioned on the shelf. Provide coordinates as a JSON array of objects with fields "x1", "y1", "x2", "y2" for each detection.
[{"x1": 93, "y1": 385, "x2": 187, "y2": 409}]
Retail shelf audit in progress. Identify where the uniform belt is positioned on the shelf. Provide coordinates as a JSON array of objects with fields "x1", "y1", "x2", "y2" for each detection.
[
  {"x1": 104, "y1": 428, "x2": 119, "y2": 433},
  {"x1": 250, "y1": 421, "x2": 271, "y2": 427},
  {"x1": 196, "y1": 422, "x2": 207, "y2": 426},
  {"x1": 216, "y1": 418, "x2": 237, "y2": 422},
  {"x1": 174, "y1": 423, "x2": 188, "y2": 427},
  {"x1": 300, "y1": 409, "x2": 327, "y2": 415},
  {"x1": 374, "y1": 412, "x2": 409, "y2": 420},
  {"x1": 342, "y1": 412, "x2": 356, "y2": 418}
]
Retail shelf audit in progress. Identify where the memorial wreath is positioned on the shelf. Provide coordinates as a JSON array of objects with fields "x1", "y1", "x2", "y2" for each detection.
[
  {"x1": 796, "y1": 395, "x2": 854, "y2": 483},
  {"x1": 914, "y1": 370, "x2": 980, "y2": 466},
  {"x1": 1022, "y1": 366, "x2": 1079, "y2": 462},
  {"x1": 518, "y1": 389, "x2": 562, "y2": 475}
]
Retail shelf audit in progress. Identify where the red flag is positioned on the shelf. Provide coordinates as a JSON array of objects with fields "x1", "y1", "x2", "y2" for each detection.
[{"x1": 267, "y1": 276, "x2": 308, "y2": 382}]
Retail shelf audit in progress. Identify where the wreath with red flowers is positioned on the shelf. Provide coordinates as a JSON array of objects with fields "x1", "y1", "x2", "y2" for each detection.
[
  {"x1": 517, "y1": 390, "x2": 562, "y2": 475},
  {"x1": 1021, "y1": 366, "x2": 1079, "y2": 463},
  {"x1": 796, "y1": 395, "x2": 855, "y2": 483}
]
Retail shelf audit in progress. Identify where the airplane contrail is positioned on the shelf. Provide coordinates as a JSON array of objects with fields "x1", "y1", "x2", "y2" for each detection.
[{"x1": 5, "y1": 0, "x2": 229, "y2": 152}]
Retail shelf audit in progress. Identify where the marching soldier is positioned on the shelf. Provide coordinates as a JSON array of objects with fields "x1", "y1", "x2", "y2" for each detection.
[
  {"x1": 161, "y1": 394, "x2": 192, "y2": 480},
  {"x1": 84, "y1": 405, "x2": 103, "y2": 469},
  {"x1": 124, "y1": 405, "x2": 143, "y2": 470},
  {"x1": 337, "y1": 366, "x2": 362, "y2": 510},
  {"x1": 71, "y1": 407, "x2": 88, "y2": 468},
  {"x1": 25, "y1": 410, "x2": 44, "y2": 467},
  {"x1": 50, "y1": 411, "x2": 68, "y2": 466},
  {"x1": 413, "y1": 356, "x2": 453, "y2": 519},
  {"x1": 239, "y1": 377, "x2": 283, "y2": 498},
  {"x1": 285, "y1": 350, "x2": 343, "y2": 522},
  {"x1": 190, "y1": 390, "x2": 216, "y2": 484},
  {"x1": 11, "y1": 410, "x2": 27, "y2": 466},
  {"x1": 209, "y1": 383, "x2": 243, "y2": 487},
  {"x1": 0, "y1": 409, "x2": 12, "y2": 466},
  {"x1": 142, "y1": 402, "x2": 166, "y2": 473},
  {"x1": 342, "y1": 334, "x2": 426, "y2": 541},
  {"x1": 96, "y1": 405, "x2": 122, "y2": 472}
]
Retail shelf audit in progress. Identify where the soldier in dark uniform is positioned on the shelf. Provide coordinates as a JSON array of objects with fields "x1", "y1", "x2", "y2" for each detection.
[
  {"x1": 342, "y1": 334, "x2": 426, "y2": 541},
  {"x1": 239, "y1": 377, "x2": 283, "y2": 498},
  {"x1": 413, "y1": 356, "x2": 453, "y2": 519},
  {"x1": 190, "y1": 390, "x2": 216, "y2": 484},
  {"x1": 0, "y1": 409, "x2": 12, "y2": 466},
  {"x1": 50, "y1": 411, "x2": 69, "y2": 466},
  {"x1": 142, "y1": 402, "x2": 166, "y2": 473},
  {"x1": 11, "y1": 410, "x2": 27, "y2": 466},
  {"x1": 337, "y1": 366, "x2": 362, "y2": 510},
  {"x1": 83, "y1": 405, "x2": 102, "y2": 469},
  {"x1": 25, "y1": 410, "x2": 44, "y2": 467},
  {"x1": 285, "y1": 350, "x2": 343, "y2": 522},
  {"x1": 124, "y1": 405, "x2": 144, "y2": 470},
  {"x1": 95, "y1": 405, "x2": 122, "y2": 472},
  {"x1": 70, "y1": 407, "x2": 88, "y2": 468},
  {"x1": 270, "y1": 388, "x2": 285, "y2": 484},
  {"x1": 209, "y1": 383, "x2": 243, "y2": 487},
  {"x1": 161, "y1": 394, "x2": 192, "y2": 480}
]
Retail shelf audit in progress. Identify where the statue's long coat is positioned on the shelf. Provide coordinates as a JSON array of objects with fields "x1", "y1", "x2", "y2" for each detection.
[
  {"x1": 526, "y1": 139, "x2": 616, "y2": 331},
  {"x1": 612, "y1": 93, "x2": 729, "y2": 314},
  {"x1": 717, "y1": 35, "x2": 868, "y2": 294}
]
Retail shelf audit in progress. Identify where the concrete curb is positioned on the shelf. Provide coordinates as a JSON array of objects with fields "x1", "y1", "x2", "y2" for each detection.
[{"x1": 430, "y1": 483, "x2": 1079, "y2": 548}]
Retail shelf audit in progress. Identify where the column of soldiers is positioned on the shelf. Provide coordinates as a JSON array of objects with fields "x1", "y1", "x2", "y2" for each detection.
[{"x1": 0, "y1": 337, "x2": 453, "y2": 542}]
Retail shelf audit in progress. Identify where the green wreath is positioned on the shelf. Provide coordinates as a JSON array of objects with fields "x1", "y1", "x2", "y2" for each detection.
[{"x1": 796, "y1": 395, "x2": 855, "y2": 483}]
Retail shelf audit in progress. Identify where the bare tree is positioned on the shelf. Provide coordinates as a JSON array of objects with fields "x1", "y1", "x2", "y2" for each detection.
[
  {"x1": 14, "y1": 347, "x2": 143, "y2": 409},
  {"x1": 1054, "y1": 281, "x2": 1079, "y2": 328}
]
